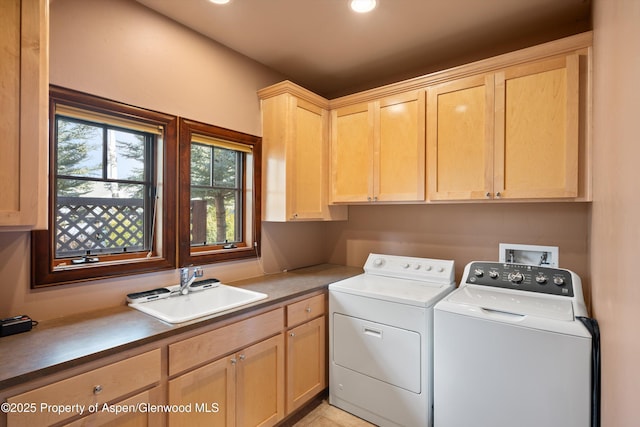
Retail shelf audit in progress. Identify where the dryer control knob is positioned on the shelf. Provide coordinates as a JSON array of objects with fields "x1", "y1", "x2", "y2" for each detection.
[
  {"x1": 474, "y1": 268, "x2": 484, "y2": 277},
  {"x1": 553, "y1": 276, "x2": 565, "y2": 286},
  {"x1": 373, "y1": 258, "x2": 384, "y2": 267},
  {"x1": 535, "y1": 274, "x2": 548, "y2": 284},
  {"x1": 508, "y1": 272, "x2": 524, "y2": 283},
  {"x1": 402, "y1": 263, "x2": 410, "y2": 269}
]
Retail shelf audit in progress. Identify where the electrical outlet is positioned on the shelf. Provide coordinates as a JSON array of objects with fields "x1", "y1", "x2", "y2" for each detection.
[{"x1": 498, "y1": 243, "x2": 559, "y2": 267}]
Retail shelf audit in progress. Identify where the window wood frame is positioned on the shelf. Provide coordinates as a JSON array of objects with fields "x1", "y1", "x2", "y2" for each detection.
[
  {"x1": 31, "y1": 86, "x2": 178, "y2": 287},
  {"x1": 178, "y1": 118, "x2": 262, "y2": 267}
]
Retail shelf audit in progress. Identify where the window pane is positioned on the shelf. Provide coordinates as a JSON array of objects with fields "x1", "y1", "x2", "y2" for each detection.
[
  {"x1": 191, "y1": 143, "x2": 211, "y2": 186},
  {"x1": 56, "y1": 118, "x2": 103, "y2": 178},
  {"x1": 55, "y1": 180, "x2": 148, "y2": 259},
  {"x1": 108, "y1": 129, "x2": 146, "y2": 181},
  {"x1": 213, "y1": 147, "x2": 238, "y2": 188},
  {"x1": 190, "y1": 188, "x2": 239, "y2": 245}
]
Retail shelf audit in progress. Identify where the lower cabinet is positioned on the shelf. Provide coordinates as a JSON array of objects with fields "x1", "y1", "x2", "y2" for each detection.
[
  {"x1": 63, "y1": 388, "x2": 161, "y2": 427},
  {"x1": 3, "y1": 293, "x2": 328, "y2": 427},
  {"x1": 6, "y1": 349, "x2": 161, "y2": 427},
  {"x1": 286, "y1": 315, "x2": 326, "y2": 413},
  {"x1": 168, "y1": 333, "x2": 285, "y2": 427}
]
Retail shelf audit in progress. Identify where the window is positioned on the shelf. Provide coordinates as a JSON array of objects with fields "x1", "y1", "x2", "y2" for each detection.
[
  {"x1": 32, "y1": 86, "x2": 177, "y2": 287},
  {"x1": 54, "y1": 116, "x2": 155, "y2": 260},
  {"x1": 178, "y1": 118, "x2": 261, "y2": 266}
]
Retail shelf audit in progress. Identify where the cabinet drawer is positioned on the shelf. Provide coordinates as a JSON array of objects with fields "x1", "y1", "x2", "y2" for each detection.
[
  {"x1": 287, "y1": 294, "x2": 325, "y2": 327},
  {"x1": 169, "y1": 308, "x2": 284, "y2": 376},
  {"x1": 7, "y1": 349, "x2": 161, "y2": 427}
]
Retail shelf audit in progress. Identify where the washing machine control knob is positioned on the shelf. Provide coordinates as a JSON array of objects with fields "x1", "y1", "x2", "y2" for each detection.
[
  {"x1": 535, "y1": 274, "x2": 548, "y2": 284},
  {"x1": 402, "y1": 263, "x2": 410, "y2": 269},
  {"x1": 489, "y1": 270, "x2": 499, "y2": 279},
  {"x1": 474, "y1": 268, "x2": 484, "y2": 277},
  {"x1": 508, "y1": 272, "x2": 524, "y2": 283},
  {"x1": 553, "y1": 276, "x2": 565, "y2": 286}
]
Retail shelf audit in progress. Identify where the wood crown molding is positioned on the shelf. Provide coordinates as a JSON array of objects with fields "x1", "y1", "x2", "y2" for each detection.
[
  {"x1": 258, "y1": 80, "x2": 330, "y2": 109},
  {"x1": 328, "y1": 31, "x2": 593, "y2": 109}
]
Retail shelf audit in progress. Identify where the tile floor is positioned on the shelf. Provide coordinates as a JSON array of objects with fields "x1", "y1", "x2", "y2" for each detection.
[{"x1": 294, "y1": 400, "x2": 375, "y2": 427}]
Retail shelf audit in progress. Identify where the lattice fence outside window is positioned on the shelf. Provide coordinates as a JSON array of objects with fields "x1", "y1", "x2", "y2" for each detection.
[{"x1": 55, "y1": 197, "x2": 146, "y2": 258}]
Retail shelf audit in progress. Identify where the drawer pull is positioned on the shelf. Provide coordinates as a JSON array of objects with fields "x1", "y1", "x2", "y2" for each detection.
[
  {"x1": 230, "y1": 358, "x2": 237, "y2": 365},
  {"x1": 305, "y1": 307, "x2": 312, "y2": 313},
  {"x1": 290, "y1": 332, "x2": 296, "y2": 337},
  {"x1": 93, "y1": 385, "x2": 103, "y2": 395}
]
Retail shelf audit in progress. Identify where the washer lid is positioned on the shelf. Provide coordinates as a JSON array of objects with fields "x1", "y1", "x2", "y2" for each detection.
[
  {"x1": 447, "y1": 286, "x2": 575, "y2": 321},
  {"x1": 329, "y1": 274, "x2": 454, "y2": 307}
]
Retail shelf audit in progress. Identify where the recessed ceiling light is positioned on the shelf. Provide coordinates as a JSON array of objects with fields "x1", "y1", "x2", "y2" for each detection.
[
  {"x1": 350, "y1": 0, "x2": 377, "y2": 13},
  {"x1": 209, "y1": 0, "x2": 231, "y2": 4}
]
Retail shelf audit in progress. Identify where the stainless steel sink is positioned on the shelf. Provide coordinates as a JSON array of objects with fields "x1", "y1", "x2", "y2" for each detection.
[{"x1": 129, "y1": 285, "x2": 267, "y2": 323}]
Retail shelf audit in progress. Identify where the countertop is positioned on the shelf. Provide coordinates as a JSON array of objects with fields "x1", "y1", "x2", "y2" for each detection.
[{"x1": 0, "y1": 264, "x2": 361, "y2": 390}]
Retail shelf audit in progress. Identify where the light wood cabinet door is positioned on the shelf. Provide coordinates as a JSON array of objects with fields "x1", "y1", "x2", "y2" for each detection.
[
  {"x1": 330, "y1": 102, "x2": 372, "y2": 203},
  {"x1": 235, "y1": 334, "x2": 285, "y2": 427},
  {"x1": 288, "y1": 98, "x2": 328, "y2": 219},
  {"x1": 427, "y1": 54, "x2": 580, "y2": 201},
  {"x1": 494, "y1": 55, "x2": 580, "y2": 199},
  {"x1": 331, "y1": 91, "x2": 426, "y2": 203},
  {"x1": 168, "y1": 356, "x2": 236, "y2": 427},
  {"x1": 375, "y1": 91, "x2": 426, "y2": 202},
  {"x1": 260, "y1": 83, "x2": 346, "y2": 221},
  {"x1": 286, "y1": 315, "x2": 326, "y2": 414},
  {"x1": 427, "y1": 74, "x2": 495, "y2": 201},
  {"x1": 0, "y1": 0, "x2": 48, "y2": 228}
]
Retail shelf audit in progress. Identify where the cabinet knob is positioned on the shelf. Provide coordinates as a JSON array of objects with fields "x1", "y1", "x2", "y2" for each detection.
[
  {"x1": 367, "y1": 196, "x2": 372, "y2": 202},
  {"x1": 495, "y1": 192, "x2": 501, "y2": 198},
  {"x1": 305, "y1": 307, "x2": 312, "y2": 313},
  {"x1": 239, "y1": 354, "x2": 246, "y2": 361},
  {"x1": 231, "y1": 358, "x2": 237, "y2": 365},
  {"x1": 93, "y1": 385, "x2": 103, "y2": 395},
  {"x1": 290, "y1": 332, "x2": 296, "y2": 337},
  {"x1": 485, "y1": 192, "x2": 491, "y2": 198}
]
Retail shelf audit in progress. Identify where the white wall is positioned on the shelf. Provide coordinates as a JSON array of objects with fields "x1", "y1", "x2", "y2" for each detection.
[{"x1": 591, "y1": 1, "x2": 640, "y2": 425}]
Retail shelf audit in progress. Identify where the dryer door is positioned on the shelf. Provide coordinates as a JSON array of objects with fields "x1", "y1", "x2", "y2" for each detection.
[{"x1": 333, "y1": 313, "x2": 421, "y2": 393}]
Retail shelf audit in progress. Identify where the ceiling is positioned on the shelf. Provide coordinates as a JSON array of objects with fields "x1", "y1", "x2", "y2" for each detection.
[{"x1": 134, "y1": 0, "x2": 591, "y2": 99}]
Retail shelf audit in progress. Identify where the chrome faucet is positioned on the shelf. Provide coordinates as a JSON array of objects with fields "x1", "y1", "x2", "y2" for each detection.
[{"x1": 179, "y1": 266, "x2": 204, "y2": 295}]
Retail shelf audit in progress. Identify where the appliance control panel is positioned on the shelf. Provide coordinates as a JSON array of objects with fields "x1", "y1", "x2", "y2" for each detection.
[
  {"x1": 364, "y1": 253, "x2": 455, "y2": 285},
  {"x1": 465, "y1": 262, "x2": 574, "y2": 297}
]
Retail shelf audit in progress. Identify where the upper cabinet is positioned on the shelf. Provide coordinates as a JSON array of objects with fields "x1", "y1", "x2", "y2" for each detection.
[
  {"x1": 0, "y1": 0, "x2": 48, "y2": 229},
  {"x1": 426, "y1": 74, "x2": 495, "y2": 200},
  {"x1": 259, "y1": 81, "x2": 347, "y2": 221},
  {"x1": 427, "y1": 54, "x2": 583, "y2": 201},
  {"x1": 260, "y1": 32, "x2": 592, "y2": 206},
  {"x1": 330, "y1": 90, "x2": 426, "y2": 203}
]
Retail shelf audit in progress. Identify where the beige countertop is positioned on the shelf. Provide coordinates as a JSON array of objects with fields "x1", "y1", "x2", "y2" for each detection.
[{"x1": 0, "y1": 264, "x2": 361, "y2": 390}]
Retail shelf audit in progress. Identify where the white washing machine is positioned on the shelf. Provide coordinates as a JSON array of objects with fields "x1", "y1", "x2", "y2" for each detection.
[
  {"x1": 434, "y1": 261, "x2": 600, "y2": 427},
  {"x1": 329, "y1": 253, "x2": 456, "y2": 427}
]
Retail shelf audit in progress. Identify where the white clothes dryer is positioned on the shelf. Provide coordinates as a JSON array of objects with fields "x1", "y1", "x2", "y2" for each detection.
[
  {"x1": 329, "y1": 253, "x2": 455, "y2": 427},
  {"x1": 434, "y1": 261, "x2": 600, "y2": 427}
]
